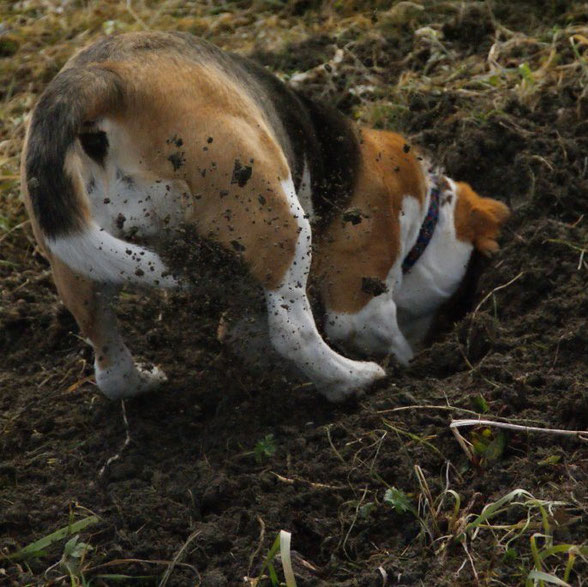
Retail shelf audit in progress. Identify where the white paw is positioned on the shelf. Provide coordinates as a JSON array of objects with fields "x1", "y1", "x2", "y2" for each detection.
[
  {"x1": 390, "y1": 342, "x2": 414, "y2": 366},
  {"x1": 318, "y1": 360, "x2": 386, "y2": 403},
  {"x1": 95, "y1": 358, "x2": 167, "y2": 400}
]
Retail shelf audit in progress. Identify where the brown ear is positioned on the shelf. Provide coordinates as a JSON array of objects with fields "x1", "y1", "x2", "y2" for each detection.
[{"x1": 455, "y1": 183, "x2": 510, "y2": 257}]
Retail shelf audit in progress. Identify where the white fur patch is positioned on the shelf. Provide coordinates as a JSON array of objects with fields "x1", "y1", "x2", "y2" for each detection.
[
  {"x1": 326, "y1": 299, "x2": 414, "y2": 365},
  {"x1": 265, "y1": 176, "x2": 385, "y2": 401},
  {"x1": 48, "y1": 222, "x2": 179, "y2": 288},
  {"x1": 395, "y1": 178, "x2": 473, "y2": 344},
  {"x1": 95, "y1": 345, "x2": 167, "y2": 399},
  {"x1": 86, "y1": 167, "x2": 189, "y2": 240},
  {"x1": 296, "y1": 158, "x2": 314, "y2": 220}
]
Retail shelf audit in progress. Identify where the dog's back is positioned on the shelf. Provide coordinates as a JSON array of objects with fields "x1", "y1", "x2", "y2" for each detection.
[{"x1": 22, "y1": 31, "x2": 387, "y2": 402}]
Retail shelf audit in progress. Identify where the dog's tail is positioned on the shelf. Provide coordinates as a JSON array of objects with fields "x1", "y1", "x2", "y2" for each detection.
[{"x1": 24, "y1": 65, "x2": 178, "y2": 288}]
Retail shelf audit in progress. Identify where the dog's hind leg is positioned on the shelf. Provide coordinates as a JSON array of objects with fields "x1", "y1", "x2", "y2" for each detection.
[{"x1": 51, "y1": 257, "x2": 166, "y2": 399}]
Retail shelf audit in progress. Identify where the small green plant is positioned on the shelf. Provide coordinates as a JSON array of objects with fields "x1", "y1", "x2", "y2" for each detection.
[
  {"x1": 383, "y1": 487, "x2": 414, "y2": 515},
  {"x1": 53, "y1": 535, "x2": 93, "y2": 585},
  {"x1": 518, "y1": 62, "x2": 535, "y2": 85},
  {"x1": 470, "y1": 427, "x2": 507, "y2": 465},
  {"x1": 249, "y1": 530, "x2": 296, "y2": 587},
  {"x1": 471, "y1": 393, "x2": 490, "y2": 414},
  {"x1": 254, "y1": 434, "x2": 277, "y2": 464}
]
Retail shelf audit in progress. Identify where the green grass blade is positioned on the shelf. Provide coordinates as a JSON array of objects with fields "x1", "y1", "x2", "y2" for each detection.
[
  {"x1": 563, "y1": 550, "x2": 576, "y2": 583},
  {"x1": 258, "y1": 532, "x2": 282, "y2": 585},
  {"x1": 94, "y1": 574, "x2": 155, "y2": 582},
  {"x1": 268, "y1": 564, "x2": 279, "y2": 585},
  {"x1": 530, "y1": 534, "x2": 544, "y2": 576},
  {"x1": 462, "y1": 489, "x2": 533, "y2": 537},
  {"x1": 8, "y1": 515, "x2": 100, "y2": 560},
  {"x1": 539, "y1": 543, "x2": 588, "y2": 561},
  {"x1": 527, "y1": 570, "x2": 571, "y2": 586}
]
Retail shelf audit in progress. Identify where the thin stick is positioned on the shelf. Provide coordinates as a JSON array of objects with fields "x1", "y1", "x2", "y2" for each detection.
[
  {"x1": 472, "y1": 271, "x2": 525, "y2": 317},
  {"x1": 272, "y1": 472, "x2": 346, "y2": 491},
  {"x1": 247, "y1": 516, "x2": 266, "y2": 579},
  {"x1": 377, "y1": 404, "x2": 553, "y2": 426},
  {"x1": 325, "y1": 425, "x2": 347, "y2": 464},
  {"x1": 377, "y1": 404, "x2": 481, "y2": 416},
  {"x1": 0, "y1": 220, "x2": 30, "y2": 244},
  {"x1": 450, "y1": 426, "x2": 476, "y2": 462},
  {"x1": 466, "y1": 272, "x2": 524, "y2": 352},
  {"x1": 98, "y1": 400, "x2": 132, "y2": 478},
  {"x1": 450, "y1": 419, "x2": 588, "y2": 441},
  {"x1": 85, "y1": 558, "x2": 198, "y2": 574},
  {"x1": 159, "y1": 530, "x2": 201, "y2": 587},
  {"x1": 341, "y1": 487, "x2": 369, "y2": 557}
]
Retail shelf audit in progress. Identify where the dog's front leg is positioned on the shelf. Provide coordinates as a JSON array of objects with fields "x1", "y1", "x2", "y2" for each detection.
[
  {"x1": 51, "y1": 257, "x2": 166, "y2": 399},
  {"x1": 263, "y1": 177, "x2": 386, "y2": 402}
]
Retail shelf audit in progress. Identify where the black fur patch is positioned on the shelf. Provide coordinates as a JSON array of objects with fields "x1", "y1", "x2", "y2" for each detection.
[
  {"x1": 229, "y1": 53, "x2": 360, "y2": 229},
  {"x1": 79, "y1": 131, "x2": 109, "y2": 165},
  {"x1": 228, "y1": 53, "x2": 310, "y2": 191},
  {"x1": 25, "y1": 66, "x2": 123, "y2": 238},
  {"x1": 295, "y1": 94, "x2": 360, "y2": 228}
]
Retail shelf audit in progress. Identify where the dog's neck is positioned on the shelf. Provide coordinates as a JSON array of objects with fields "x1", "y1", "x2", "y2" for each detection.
[
  {"x1": 395, "y1": 175, "x2": 474, "y2": 346},
  {"x1": 401, "y1": 175, "x2": 442, "y2": 274}
]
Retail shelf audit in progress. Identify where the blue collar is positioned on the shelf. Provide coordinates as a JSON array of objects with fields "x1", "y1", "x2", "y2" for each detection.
[{"x1": 402, "y1": 181, "x2": 441, "y2": 274}]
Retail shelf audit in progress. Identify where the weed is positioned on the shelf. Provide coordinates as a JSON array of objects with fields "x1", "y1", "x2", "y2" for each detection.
[
  {"x1": 246, "y1": 530, "x2": 296, "y2": 587},
  {"x1": 255, "y1": 434, "x2": 277, "y2": 464},
  {"x1": 6, "y1": 515, "x2": 99, "y2": 562},
  {"x1": 49, "y1": 535, "x2": 93, "y2": 585},
  {"x1": 383, "y1": 486, "x2": 415, "y2": 515}
]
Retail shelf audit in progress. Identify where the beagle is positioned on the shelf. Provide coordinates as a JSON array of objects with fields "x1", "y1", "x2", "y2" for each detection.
[{"x1": 21, "y1": 32, "x2": 509, "y2": 402}]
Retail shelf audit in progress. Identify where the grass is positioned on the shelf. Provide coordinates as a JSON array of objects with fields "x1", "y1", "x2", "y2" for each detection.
[
  {"x1": 330, "y1": 404, "x2": 586, "y2": 583},
  {"x1": 5, "y1": 514, "x2": 99, "y2": 562},
  {"x1": 383, "y1": 477, "x2": 587, "y2": 585},
  {"x1": 2, "y1": 511, "x2": 202, "y2": 584},
  {"x1": 246, "y1": 530, "x2": 296, "y2": 587}
]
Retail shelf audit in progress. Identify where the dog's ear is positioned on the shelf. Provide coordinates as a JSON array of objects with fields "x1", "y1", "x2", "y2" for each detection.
[{"x1": 455, "y1": 182, "x2": 510, "y2": 257}]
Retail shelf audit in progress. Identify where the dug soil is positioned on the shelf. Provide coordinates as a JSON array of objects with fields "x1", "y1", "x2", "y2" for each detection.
[{"x1": 1, "y1": 1, "x2": 586, "y2": 585}]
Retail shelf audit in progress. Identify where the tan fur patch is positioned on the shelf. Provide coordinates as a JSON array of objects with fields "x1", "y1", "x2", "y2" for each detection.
[
  {"x1": 314, "y1": 129, "x2": 427, "y2": 313},
  {"x1": 90, "y1": 56, "x2": 298, "y2": 289}
]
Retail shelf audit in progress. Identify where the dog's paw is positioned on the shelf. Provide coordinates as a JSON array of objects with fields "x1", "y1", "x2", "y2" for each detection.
[
  {"x1": 389, "y1": 342, "x2": 414, "y2": 366},
  {"x1": 96, "y1": 359, "x2": 167, "y2": 400},
  {"x1": 318, "y1": 360, "x2": 386, "y2": 403}
]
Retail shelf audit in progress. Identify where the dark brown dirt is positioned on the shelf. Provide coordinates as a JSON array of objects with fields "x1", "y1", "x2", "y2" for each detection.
[{"x1": 1, "y1": 2, "x2": 586, "y2": 585}]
